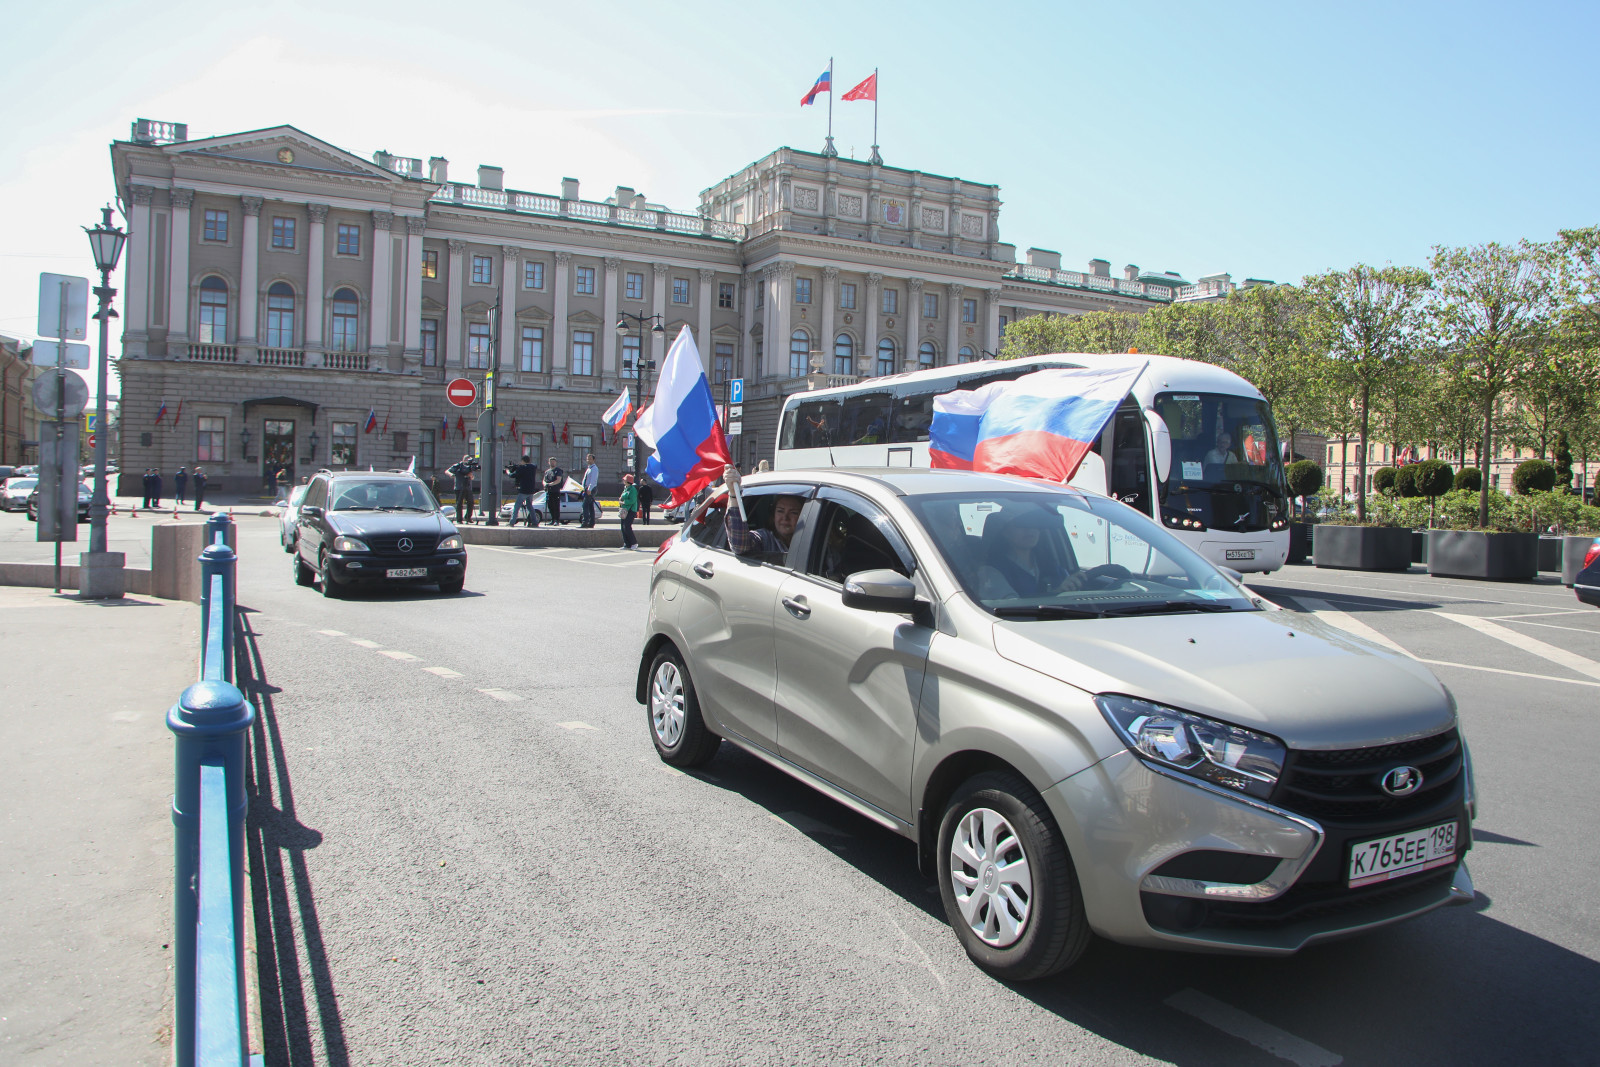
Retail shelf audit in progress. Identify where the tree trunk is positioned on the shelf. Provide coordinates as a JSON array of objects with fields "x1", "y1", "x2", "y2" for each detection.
[
  {"x1": 1479, "y1": 392, "x2": 1494, "y2": 528},
  {"x1": 1357, "y1": 382, "x2": 1371, "y2": 522}
]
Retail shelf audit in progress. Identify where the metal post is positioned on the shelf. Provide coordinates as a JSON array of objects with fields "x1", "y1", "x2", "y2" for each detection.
[
  {"x1": 54, "y1": 278, "x2": 68, "y2": 593},
  {"x1": 167, "y1": 678, "x2": 254, "y2": 1067},
  {"x1": 485, "y1": 297, "x2": 502, "y2": 525},
  {"x1": 198, "y1": 541, "x2": 236, "y2": 683},
  {"x1": 90, "y1": 234, "x2": 118, "y2": 555}
]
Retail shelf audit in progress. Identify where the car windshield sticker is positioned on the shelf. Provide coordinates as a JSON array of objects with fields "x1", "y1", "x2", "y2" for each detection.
[{"x1": 1182, "y1": 461, "x2": 1203, "y2": 480}]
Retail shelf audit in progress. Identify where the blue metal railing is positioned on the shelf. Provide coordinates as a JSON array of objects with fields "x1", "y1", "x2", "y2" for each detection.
[{"x1": 168, "y1": 513, "x2": 253, "y2": 1066}]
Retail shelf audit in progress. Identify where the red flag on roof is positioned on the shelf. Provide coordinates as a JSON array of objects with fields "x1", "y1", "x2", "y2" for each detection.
[{"x1": 842, "y1": 72, "x2": 876, "y2": 101}]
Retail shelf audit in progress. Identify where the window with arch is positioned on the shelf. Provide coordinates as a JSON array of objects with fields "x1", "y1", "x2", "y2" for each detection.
[
  {"x1": 265, "y1": 282, "x2": 296, "y2": 348},
  {"x1": 876, "y1": 337, "x2": 896, "y2": 377},
  {"x1": 198, "y1": 276, "x2": 228, "y2": 343},
  {"x1": 833, "y1": 333, "x2": 854, "y2": 376},
  {"x1": 919, "y1": 340, "x2": 936, "y2": 368},
  {"x1": 789, "y1": 329, "x2": 810, "y2": 379},
  {"x1": 959, "y1": 345, "x2": 977, "y2": 363},
  {"x1": 330, "y1": 288, "x2": 360, "y2": 352}
]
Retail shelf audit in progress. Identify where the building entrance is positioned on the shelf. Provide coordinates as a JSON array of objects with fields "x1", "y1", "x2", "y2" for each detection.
[{"x1": 263, "y1": 419, "x2": 296, "y2": 488}]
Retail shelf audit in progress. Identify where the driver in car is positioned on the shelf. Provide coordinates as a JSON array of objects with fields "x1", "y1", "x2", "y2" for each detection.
[
  {"x1": 978, "y1": 509, "x2": 1091, "y2": 600},
  {"x1": 721, "y1": 465, "x2": 802, "y2": 558}
]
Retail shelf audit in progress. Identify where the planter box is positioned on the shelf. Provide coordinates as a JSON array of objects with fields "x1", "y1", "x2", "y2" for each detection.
[
  {"x1": 1564, "y1": 535, "x2": 1598, "y2": 586},
  {"x1": 1427, "y1": 530, "x2": 1538, "y2": 581},
  {"x1": 1313, "y1": 525, "x2": 1412, "y2": 571},
  {"x1": 1288, "y1": 523, "x2": 1313, "y2": 565},
  {"x1": 1538, "y1": 536, "x2": 1563, "y2": 573}
]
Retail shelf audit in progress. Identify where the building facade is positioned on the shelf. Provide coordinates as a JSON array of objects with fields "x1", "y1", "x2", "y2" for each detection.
[
  {"x1": 111, "y1": 119, "x2": 1219, "y2": 495},
  {"x1": 0, "y1": 334, "x2": 40, "y2": 466}
]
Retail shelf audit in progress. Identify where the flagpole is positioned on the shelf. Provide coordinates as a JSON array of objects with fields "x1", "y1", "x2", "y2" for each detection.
[
  {"x1": 868, "y1": 67, "x2": 882, "y2": 165},
  {"x1": 823, "y1": 57, "x2": 837, "y2": 158}
]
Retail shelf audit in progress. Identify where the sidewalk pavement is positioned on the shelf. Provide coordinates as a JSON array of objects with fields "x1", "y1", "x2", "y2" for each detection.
[{"x1": 0, "y1": 585, "x2": 195, "y2": 1064}]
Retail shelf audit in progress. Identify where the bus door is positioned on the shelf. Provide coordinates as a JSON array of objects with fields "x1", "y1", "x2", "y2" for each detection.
[{"x1": 1105, "y1": 404, "x2": 1152, "y2": 517}]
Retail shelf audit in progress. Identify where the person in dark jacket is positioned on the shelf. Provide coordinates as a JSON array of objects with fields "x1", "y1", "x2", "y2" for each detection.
[
  {"x1": 141, "y1": 469, "x2": 153, "y2": 509},
  {"x1": 192, "y1": 468, "x2": 207, "y2": 511},
  {"x1": 151, "y1": 468, "x2": 164, "y2": 509},
  {"x1": 507, "y1": 454, "x2": 543, "y2": 526},
  {"x1": 446, "y1": 454, "x2": 478, "y2": 522},
  {"x1": 174, "y1": 467, "x2": 188, "y2": 504},
  {"x1": 541, "y1": 456, "x2": 566, "y2": 525},
  {"x1": 638, "y1": 478, "x2": 654, "y2": 524}
]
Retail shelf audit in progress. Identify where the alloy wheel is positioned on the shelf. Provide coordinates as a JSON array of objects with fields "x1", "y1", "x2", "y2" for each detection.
[
  {"x1": 650, "y1": 660, "x2": 686, "y2": 748},
  {"x1": 949, "y1": 807, "x2": 1034, "y2": 948}
]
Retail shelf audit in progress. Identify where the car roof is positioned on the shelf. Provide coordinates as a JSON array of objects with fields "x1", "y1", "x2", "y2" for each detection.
[
  {"x1": 741, "y1": 466, "x2": 1094, "y2": 501},
  {"x1": 320, "y1": 470, "x2": 425, "y2": 481}
]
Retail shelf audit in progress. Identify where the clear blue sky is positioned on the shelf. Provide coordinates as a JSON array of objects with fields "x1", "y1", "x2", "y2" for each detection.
[{"x1": 3, "y1": 0, "x2": 1596, "y2": 387}]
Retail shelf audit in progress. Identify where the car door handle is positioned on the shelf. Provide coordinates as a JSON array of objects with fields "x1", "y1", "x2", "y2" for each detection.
[
  {"x1": 693, "y1": 561, "x2": 715, "y2": 579},
  {"x1": 782, "y1": 595, "x2": 811, "y2": 618}
]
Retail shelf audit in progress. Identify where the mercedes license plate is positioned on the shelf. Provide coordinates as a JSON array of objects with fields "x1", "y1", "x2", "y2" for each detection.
[
  {"x1": 1348, "y1": 820, "x2": 1458, "y2": 887},
  {"x1": 386, "y1": 567, "x2": 427, "y2": 579},
  {"x1": 1225, "y1": 549, "x2": 1255, "y2": 561}
]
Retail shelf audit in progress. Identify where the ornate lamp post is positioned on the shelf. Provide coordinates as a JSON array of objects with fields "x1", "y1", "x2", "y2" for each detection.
[
  {"x1": 616, "y1": 312, "x2": 663, "y2": 481},
  {"x1": 84, "y1": 207, "x2": 126, "y2": 577}
]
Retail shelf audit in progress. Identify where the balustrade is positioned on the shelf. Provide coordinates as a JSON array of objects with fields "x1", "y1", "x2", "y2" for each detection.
[
  {"x1": 429, "y1": 182, "x2": 746, "y2": 242},
  {"x1": 255, "y1": 348, "x2": 305, "y2": 367},
  {"x1": 186, "y1": 344, "x2": 237, "y2": 363},
  {"x1": 324, "y1": 352, "x2": 371, "y2": 371}
]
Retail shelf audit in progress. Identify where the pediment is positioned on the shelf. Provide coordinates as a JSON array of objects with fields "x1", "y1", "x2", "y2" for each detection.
[
  {"x1": 421, "y1": 295, "x2": 446, "y2": 313},
  {"x1": 516, "y1": 305, "x2": 551, "y2": 321},
  {"x1": 461, "y1": 300, "x2": 493, "y2": 316},
  {"x1": 172, "y1": 126, "x2": 405, "y2": 182},
  {"x1": 710, "y1": 323, "x2": 740, "y2": 339},
  {"x1": 568, "y1": 310, "x2": 602, "y2": 325}
]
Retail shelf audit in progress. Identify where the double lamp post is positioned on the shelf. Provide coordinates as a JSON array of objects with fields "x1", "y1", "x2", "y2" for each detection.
[{"x1": 616, "y1": 311, "x2": 662, "y2": 481}]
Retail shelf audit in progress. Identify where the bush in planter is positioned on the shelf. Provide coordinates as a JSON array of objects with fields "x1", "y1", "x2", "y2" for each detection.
[
  {"x1": 1369, "y1": 493, "x2": 1429, "y2": 530},
  {"x1": 1312, "y1": 487, "x2": 1353, "y2": 523},
  {"x1": 1393, "y1": 465, "x2": 1421, "y2": 497},
  {"x1": 1454, "y1": 467, "x2": 1482, "y2": 492},
  {"x1": 1415, "y1": 460, "x2": 1455, "y2": 499},
  {"x1": 1512, "y1": 458, "x2": 1556, "y2": 495},
  {"x1": 1436, "y1": 487, "x2": 1514, "y2": 531},
  {"x1": 1372, "y1": 466, "x2": 1398, "y2": 494},
  {"x1": 1285, "y1": 460, "x2": 1324, "y2": 518}
]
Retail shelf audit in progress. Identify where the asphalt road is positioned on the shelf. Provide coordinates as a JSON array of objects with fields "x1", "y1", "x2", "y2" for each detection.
[{"x1": 227, "y1": 518, "x2": 1600, "y2": 1067}]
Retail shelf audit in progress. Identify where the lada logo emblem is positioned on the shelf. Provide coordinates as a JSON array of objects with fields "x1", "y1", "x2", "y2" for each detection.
[
  {"x1": 397, "y1": 537, "x2": 413, "y2": 553},
  {"x1": 1380, "y1": 766, "x2": 1423, "y2": 796}
]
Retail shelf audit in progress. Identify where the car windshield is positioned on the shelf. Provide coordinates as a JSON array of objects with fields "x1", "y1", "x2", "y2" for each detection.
[
  {"x1": 329, "y1": 479, "x2": 438, "y2": 511},
  {"x1": 905, "y1": 489, "x2": 1257, "y2": 618},
  {"x1": 7, "y1": 479, "x2": 38, "y2": 491},
  {"x1": 287, "y1": 485, "x2": 308, "y2": 507},
  {"x1": 1154, "y1": 391, "x2": 1288, "y2": 532}
]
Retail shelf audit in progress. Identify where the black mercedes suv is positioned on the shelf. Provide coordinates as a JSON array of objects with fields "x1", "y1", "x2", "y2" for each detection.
[{"x1": 293, "y1": 470, "x2": 467, "y2": 596}]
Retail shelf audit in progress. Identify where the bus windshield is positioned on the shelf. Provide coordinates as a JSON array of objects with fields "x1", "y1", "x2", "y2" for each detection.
[{"x1": 1155, "y1": 391, "x2": 1287, "y2": 532}]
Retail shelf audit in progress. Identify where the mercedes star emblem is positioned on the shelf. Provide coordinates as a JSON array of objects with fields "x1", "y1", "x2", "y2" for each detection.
[{"x1": 397, "y1": 537, "x2": 413, "y2": 553}]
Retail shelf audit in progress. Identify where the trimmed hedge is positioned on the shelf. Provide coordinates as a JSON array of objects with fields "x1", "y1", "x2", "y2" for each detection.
[
  {"x1": 1373, "y1": 466, "x2": 1398, "y2": 493},
  {"x1": 1454, "y1": 467, "x2": 1482, "y2": 492},
  {"x1": 1286, "y1": 460, "x2": 1324, "y2": 500},
  {"x1": 1415, "y1": 459, "x2": 1455, "y2": 498},
  {"x1": 1512, "y1": 458, "x2": 1556, "y2": 495},
  {"x1": 1394, "y1": 465, "x2": 1420, "y2": 497}
]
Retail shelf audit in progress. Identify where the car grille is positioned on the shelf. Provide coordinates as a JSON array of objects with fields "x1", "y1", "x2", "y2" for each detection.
[
  {"x1": 1272, "y1": 729, "x2": 1462, "y2": 824},
  {"x1": 364, "y1": 533, "x2": 440, "y2": 556}
]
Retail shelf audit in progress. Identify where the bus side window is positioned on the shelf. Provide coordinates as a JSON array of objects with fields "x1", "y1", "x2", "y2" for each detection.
[
  {"x1": 891, "y1": 389, "x2": 935, "y2": 443},
  {"x1": 840, "y1": 392, "x2": 893, "y2": 444},
  {"x1": 782, "y1": 399, "x2": 843, "y2": 449}
]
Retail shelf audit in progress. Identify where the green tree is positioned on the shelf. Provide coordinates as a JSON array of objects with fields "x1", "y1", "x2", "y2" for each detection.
[
  {"x1": 1303, "y1": 264, "x2": 1432, "y2": 521},
  {"x1": 1415, "y1": 459, "x2": 1455, "y2": 526},
  {"x1": 1213, "y1": 284, "x2": 1328, "y2": 457},
  {"x1": 1373, "y1": 466, "x2": 1398, "y2": 494},
  {"x1": 1285, "y1": 460, "x2": 1324, "y2": 517},
  {"x1": 1554, "y1": 430, "x2": 1574, "y2": 490},
  {"x1": 998, "y1": 310, "x2": 1141, "y2": 358},
  {"x1": 1454, "y1": 467, "x2": 1482, "y2": 492},
  {"x1": 1430, "y1": 239, "x2": 1559, "y2": 526},
  {"x1": 1394, "y1": 465, "x2": 1420, "y2": 497},
  {"x1": 1512, "y1": 458, "x2": 1556, "y2": 494}
]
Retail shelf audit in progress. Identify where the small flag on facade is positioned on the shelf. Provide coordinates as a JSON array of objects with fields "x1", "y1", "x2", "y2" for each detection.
[
  {"x1": 364, "y1": 408, "x2": 378, "y2": 433},
  {"x1": 602, "y1": 387, "x2": 634, "y2": 433},
  {"x1": 154, "y1": 398, "x2": 167, "y2": 425},
  {"x1": 456, "y1": 415, "x2": 466, "y2": 439},
  {"x1": 562, "y1": 422, "x2": 569, "y2": 444}
]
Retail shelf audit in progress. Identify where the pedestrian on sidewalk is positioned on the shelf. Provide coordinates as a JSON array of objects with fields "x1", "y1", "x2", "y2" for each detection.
[
  {"x1": 507, "y1": 453, "x2": 542, "y2": 526},
  {"x1": 638, "y1": 478, "x2": 653, "y2": 525},
  {"x1": 151, "y1": 469, "x2": 164, "y2": 509},
  {"x1": 263, "y1": 464, "x2": 277, "y2": 497},
  {"x1": 447, "y1": 454, "x2": 478, "y2": 523},
  {"x1": 141, "y1": 469, "x2": 153, "y2": 509},
  {"x1": 192, "y1": 468, "x2": 207, "y2": 511},
  {"x1": 618, "y1": 474, "x2": 639, "y2": 549},
  {"x1": 542, "y1": 456, "x2": 566, "y2": 525},
  {"x1": 275, "y1": 465, "x2": 290, "y2": 502},
  {"x1": 174, "y1": 466, "x2": 188, "y2": 505},
  {"x1": 580, "y1": 453, "x2": 600, "y2": 527}
]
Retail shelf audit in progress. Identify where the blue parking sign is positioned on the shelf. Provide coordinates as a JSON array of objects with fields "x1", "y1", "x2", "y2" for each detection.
[{"x1": 729, "y1": 378, "x2": 743, "y2": 405}]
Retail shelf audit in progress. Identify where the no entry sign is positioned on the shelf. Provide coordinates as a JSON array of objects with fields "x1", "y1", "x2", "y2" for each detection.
[{"x1": 445, "y1": 377, "x2": 478, "y2": 408}]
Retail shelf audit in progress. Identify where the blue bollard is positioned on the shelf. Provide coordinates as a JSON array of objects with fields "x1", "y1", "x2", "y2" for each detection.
[
  {"x1": 206, "y1": 510, "x2": 233, "y2": 546},
  {"x1": 198, "y1": 542, "x2": 237, "y2": 683},
  {"x1": 168, "y1": 679, "x2": 254, "y2": 1067}
]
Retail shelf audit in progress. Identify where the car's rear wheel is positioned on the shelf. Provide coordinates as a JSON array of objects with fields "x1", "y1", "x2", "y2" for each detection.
[
  {"x1": 647, "y1": 646, "x2": 720, "y2": 767},
  {"x1": 292, "y1": 548, "x2": 314, "y2": 586},
  {"x1": 937, "y1": 772, "x2": 1089, "y2": 981},
  {"x1": 318, "y1": 549, "x2": 342, "y2": 598}
]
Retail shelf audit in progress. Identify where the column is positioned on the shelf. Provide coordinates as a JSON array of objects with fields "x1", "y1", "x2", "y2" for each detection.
[
  {"x1": 906, "y1": 278, "x2": 923, "y2": 371},
  {"x1": 862, "y1": 272, "x2": 882, "y2": 376},
  {"x1": 404, "y1": 217, "x2": 425, "y2": 353},
  {"x1": 126, "y1": 186, "x2": 154, "y2": 346},
  {"x1": 239, "y1": 196, "x2": 262, "y2": 344},
  {"x1": 650, "y1": 263, "x2": 668, "y2": 366},
  {"x1": 759, "y1": 266, "x2": 777, "y2": 378},
  {"x1": 985, "y1": 288, "x2": 1002, "y2": 355},
  {"x1": 552, "y1": 252, "x2": 571, "y2": 371},
  {"x1": 369, "y1": 211, "x2": 393, "y2": 351},
  {"x1": 306, "y1": 204, "x2": 328, "y2": 350},
  {"x1": 696, "y1": 269, "x2": 714, "y2": 357},
  {"x1": 500, "y1": 245, "x2": 520, "y2": 372},
  {"x1": 602, "y1": 257, "x2": 621, "y2": 376},
  {"x1": 445, "y1": 240, "x2": 465, "y2": 366},
  {"x1": 774, "y1": 263, "x2": 793, "y2": 378},
  {"x1": 947, "y1": 282, "x2": 964, "y2": 363},
  {"x1": 167, "y1": 188, "x2": 193, "y2": 344},
  {"x1": 740, "y1": 272, "x2": 757, "y2": 379},
  {"x1": 820, "y1": 267, "x2": 837, "y2": 373}
]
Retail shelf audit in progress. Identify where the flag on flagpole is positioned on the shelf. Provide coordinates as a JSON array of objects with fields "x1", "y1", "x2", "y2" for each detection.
[
  {"x1": 381, "y1": 408, "x2": 389, "y2": 435},
  {"x1": 550, "y1": 421, "x2": 559, "y2": 441},
  {"x1": 602, "y1": 387, "x2": 634, "y2": 432},
  {"x1": 562, "y1": 422, "x2": 569, "y2": 444},
  {"x1": 800, "y1": 68, "x2": 831, "y2": 106},
  {"x1": 154, "y1": 398, "x2": 167, "y2": 426},
  {"x1": 364, "y1": 408, "x2": 378, "y2": 433},
  {"x1": 509, "y1": 417, "x2": 519, "y2": 446},
  {"x1": 929, "y1": 364, "x2": 1147, "y2": 484},
  {"x1": 634, "y1": 326, "x2": 731, "y2": 508},
  {"x1": 171, "y1": 398, "x2": 183, "y2": 431},
  {"x1": 405, "y1": 455, "x2": 416, "y2": 474},
  {"x1": 842, "y1": 72, "x2": 876, "y2": 100},
  {"x1": 440, "y1": 416, "x2": 449, "y2": 439},
  {"x1": 455, "y1": 415, "x2": 466, "y2": 439}
]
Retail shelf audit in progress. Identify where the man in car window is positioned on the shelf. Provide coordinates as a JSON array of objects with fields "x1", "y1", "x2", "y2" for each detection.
[
  {"x1": 1204, "y1": 433, "x2": 1237, "y2": 465},
  {"x1": 721, "y1": 465, "x2": 801, "y2": 557}
]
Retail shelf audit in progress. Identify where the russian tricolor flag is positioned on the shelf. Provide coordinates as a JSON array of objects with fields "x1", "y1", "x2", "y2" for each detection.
[
  {"x1": 634, "y1": 327, "x2": 730, "y2": 507},
  {"x1": 602, "y1": 387, "x2": 633, "y2": 433},
  {"x1": 800, "y1": 69, "x2": 831, "y2": 106},
  {"x1": 929, "y1": 364, "x2": 1147, "y2": 484},
  {"x1": 364, "y1": 408, "x2": 379, "y2": 433}
]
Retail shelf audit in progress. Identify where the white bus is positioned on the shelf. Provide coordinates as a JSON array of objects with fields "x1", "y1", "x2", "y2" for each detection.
[{"x1": 775, "y1": 353, "x2": 1291, "y2": 572}]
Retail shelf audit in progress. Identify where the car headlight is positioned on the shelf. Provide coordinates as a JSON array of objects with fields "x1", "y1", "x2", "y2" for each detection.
[
  {"x1": 438, "y1": 535, "x2": 462, "y2": 551},
  {"x1": 333, "y1": 536, "x2": 370, "y2": 552},
  {"x1": 1095, "y1": 694, "x2": 1285, "y2": 800}
]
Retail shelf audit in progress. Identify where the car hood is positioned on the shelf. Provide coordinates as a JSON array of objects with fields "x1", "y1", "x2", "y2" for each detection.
[
  {"x1": 992, "y1": 609, "x2": 1454, "y2": 751},
  {"x1": 328, "y1": 511, "x2": 457, "y2": 538}
]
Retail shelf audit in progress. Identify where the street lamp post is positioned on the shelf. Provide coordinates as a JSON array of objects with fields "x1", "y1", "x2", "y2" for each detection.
[
  {"x1": 84, "y1": 206, "x2": 126, "y2": 594},
  {"x1": 616, "y1": 312, "x2": 663, "y2": 482}
]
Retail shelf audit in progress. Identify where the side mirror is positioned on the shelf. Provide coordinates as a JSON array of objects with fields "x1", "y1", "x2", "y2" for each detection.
[
  {"x1": 440, "y1": 505, "x2": 457, "y2": 518},
  {"x1": 1145, "y1": 409, "x2": 1172, "y2": 483},
  {"x1": 841, "y1": 569, "x2": 921, "y2": 613},
  {"x1": 300, "y1": 505, "x2": 322, "y2": 519}
]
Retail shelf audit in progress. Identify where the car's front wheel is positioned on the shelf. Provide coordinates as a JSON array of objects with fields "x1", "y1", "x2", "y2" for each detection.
[
  {"x1": 318, "y1": 549, "x2": 342, "y2": 598},
  {"x1": 937, "y1": 772, "x2": 1090, "y2": 981},
  {"x1": 647, "y1": 646, "x2": 720, "y2": 767}
]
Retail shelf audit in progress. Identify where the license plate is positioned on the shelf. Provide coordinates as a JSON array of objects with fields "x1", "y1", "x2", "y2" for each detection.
[
  {"x1": 1348, "y1": 820, "x2": 1458, "y2": 887},
  {"x1": 386, "y1": 567, "x2": 427, "y2": 579},
  {"x1": 1225, "y1": 549, "x2": 1256, "y2": 561}
]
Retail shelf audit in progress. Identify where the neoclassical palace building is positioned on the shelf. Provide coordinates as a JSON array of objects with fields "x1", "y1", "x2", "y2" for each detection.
[{"x1": 111, "y1": 118, "x2": 1236, "y2": 494}]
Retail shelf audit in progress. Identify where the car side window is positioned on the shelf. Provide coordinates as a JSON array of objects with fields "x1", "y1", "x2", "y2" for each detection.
[
  {"x1": 685, "y1": 504, "x2": 727, "y2": 549},
  {"x1": 305, "y1": 478, "x2": 327, "y2": 509},
  {"x1": 807, "y1": 495, "x2": 915, "y2": 585}
]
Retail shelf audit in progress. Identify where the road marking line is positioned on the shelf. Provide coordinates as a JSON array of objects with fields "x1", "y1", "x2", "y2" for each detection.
[
  {"x1": 1434, "y1": 612, "x2": 1600, "y2": 682},
  {"x1": 477, "y1": 688, "x2": 522, "y2": 701},
  {"x1": 1415, "y1": 659, "x2": 1600, "y2": 689},
  {"x1": 1165, "y1": 989, "x2": 1342, "y2": 1067},
  {"x1": 554, "y1": 720, "x2": 598, "y2": 730},
  {"x1": 1495, "y1": 618, "x2": 1600, "y2": 636},
  {"x1": 423, "y1": 666, "x2": 462, "y2": 678},
  {"x1": 348, "y1": 638, "x2": 382, "y2": 649},
  {"x1": 1489, "y1": 610, "x2": 1595, "y2": 619},
  {"x1": 379, "y1": 650, "x2": 419, "y2": 661},
  {"x1": 1295, "y1": 598, "x2": 1411, "y2": 655},
  {"x1": 1257, "y1": 573, "x2": 1572, "y2": 612},
  {"x1": 317, "y1": 629, "x2": 346, "y2": 636}
]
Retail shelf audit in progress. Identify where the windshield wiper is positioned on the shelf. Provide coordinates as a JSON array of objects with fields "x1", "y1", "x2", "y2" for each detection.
[
  {"x1": 334, "y1": 505, "x2": 377, "y2": 511},
  {"x1": 1099, "y1": 601, "x2": 1237, "y2": 617},
  {"x1": 378, "y1": 505, "x2": 431, "y2": 511},
  {"x1": 993, "y1": 605, "x2": 1108, "y2": 620}
]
